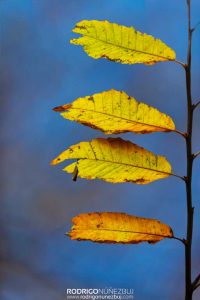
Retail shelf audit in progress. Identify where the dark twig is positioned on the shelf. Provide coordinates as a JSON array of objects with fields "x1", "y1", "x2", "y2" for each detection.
[
  {"x1": 191, "y1": 21, "x2": 200, "y2": 32},
  {"x1": 192, "y1": 150, "x2": 200, "y2": 160},
  {"x1": 184, "y1": 1, "x2": 194, "y2": 299},
  {"x1": 192, "y1": 100, "x2": 200, "y2": 110},
  {"x1": 192, "y1": 273, "x2": 200, "y2": 291}
]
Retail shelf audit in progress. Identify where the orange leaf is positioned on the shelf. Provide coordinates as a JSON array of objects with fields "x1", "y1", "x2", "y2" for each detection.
[{"x1": 68, "y1": 212, "x2": 173, "y2": 244}]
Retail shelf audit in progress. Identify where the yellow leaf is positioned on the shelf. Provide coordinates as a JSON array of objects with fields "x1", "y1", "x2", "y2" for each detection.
[
  {"x1": 53, "y1": 90, "x2": 175, "y2": 134},
  {"x1": 68, "y1": 212, "x2": 173, "y2": 244},
  {"x1": 51, "y1": 138, "x2": 172, "y2": 184},
  {"x1": 70, "y1": 20, "x2": 176, "y2": 65}
]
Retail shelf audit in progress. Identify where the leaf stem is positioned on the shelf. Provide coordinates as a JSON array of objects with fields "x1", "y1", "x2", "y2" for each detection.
[
  {"x1": 171, "y1": 172, "x2": 186, "y2": 182},
  {"x1": 171, "y1": 236, "x2": 186, "y2": 245},
  {"x1": 175, "y1": 59, "x2": 187, "y2": 68},
  {"x1": 173, "y1": 128, "x2": 187, "y2": 138}
]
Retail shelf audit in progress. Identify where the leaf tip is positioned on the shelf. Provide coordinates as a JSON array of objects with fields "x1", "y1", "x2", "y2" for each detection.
[
  {"x1": 50, "y1": 157, "x2": 61, "y2": 165},
  {"x1": 53, "y1": 104, "x2": 71, "y2": 112},
  {"x1": 70, "y1": 38, "x2": 78, "y2": 45}
]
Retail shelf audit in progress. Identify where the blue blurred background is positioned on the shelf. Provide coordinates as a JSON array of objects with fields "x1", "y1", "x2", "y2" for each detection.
[{"x1": 1, "y1": 1, "x2": 200, "y2": 299}]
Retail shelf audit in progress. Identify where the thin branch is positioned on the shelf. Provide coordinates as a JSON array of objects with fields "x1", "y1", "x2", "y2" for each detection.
[
  {"x1": 192, "y1": 100, "x2": 200, "y2": 110},
  {"x1": 193, "y1": 150, "x2": 200, "y2": 160},
  {"x1": 191, "y1": 21, "x2": 200, "y2": 32},
  {"x1": 194, "y1": 282, "x2": 200, "y2": 291},
  {"x1": 184, "y1": 1, "x2": 194, "y2": 299},
  {"x1": 192, "y1": 273, "x2": 200, "y2": 291}
]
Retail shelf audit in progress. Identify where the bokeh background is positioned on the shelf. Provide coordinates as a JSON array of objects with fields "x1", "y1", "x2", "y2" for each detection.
[{"x1": 1, "y1": 1, "x2": 200, "y2": 299}]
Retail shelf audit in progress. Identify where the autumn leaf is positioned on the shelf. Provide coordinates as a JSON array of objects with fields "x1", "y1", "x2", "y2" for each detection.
[
  {"x1": 68, "y1": 212, "x2": 173, "y2": 244},
  {"x1": 51, "y1": 137, "x2": 172, "y2": 184},
  {"x1": 53, "y1": 90, "x2": 175, "y2": 134},
  {"x1": 70, "y1": 20, "x2": 176, "y2": 65}
]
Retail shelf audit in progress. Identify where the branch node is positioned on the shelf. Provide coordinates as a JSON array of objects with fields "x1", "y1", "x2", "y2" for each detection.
[
  {"x1": 193, "y1": 150, "x2": 200, "y2": 160},
  {"x1": 191, "y1": 21, "x2": 200, "y2": 33},
  {"x1": 183, "y1": 132, "x2": 188, "y2": 139},
  {"x1": 182, "y1": 238, "x2": 187, "y2": 245},
  {"x1": 192, "y1": 273, "x2": 200, "y2": 291},
  {"x1": 192, "y1": 100, "x2": 200, "y2": 110}
]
